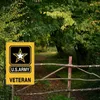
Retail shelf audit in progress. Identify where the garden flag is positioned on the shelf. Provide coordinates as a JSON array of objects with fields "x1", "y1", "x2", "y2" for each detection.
[{"x1": 6, "y1": 42, "x2": 34, "y2": 85}]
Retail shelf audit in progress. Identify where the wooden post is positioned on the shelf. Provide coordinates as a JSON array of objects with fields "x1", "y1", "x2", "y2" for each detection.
[{"x1": 67, "y1": 56, "x2": 72, "y2": 98}]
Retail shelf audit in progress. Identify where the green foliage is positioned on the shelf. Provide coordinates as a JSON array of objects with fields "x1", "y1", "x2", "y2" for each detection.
[
  {"x1": 0, "y1": 1, "x2": 24, "y2": 41},
  {"x1": 0, "y1": 86, "x2": 12, "y2": 100},
  {"x1": 46, "y1": 11, "x2": 74, "y2": 30},
  {"x1": 66, "y1": 1, "x2": 100, "y2": 64},
  {"x1": 48, "y1": 94, "x2": 73, "y2": 100},
  {"x1": 0, "y1": 0, "x2": 99, "y2": 65},
  {"x1": 14, "y1": 96, "x2": 21, "y2": 100}
]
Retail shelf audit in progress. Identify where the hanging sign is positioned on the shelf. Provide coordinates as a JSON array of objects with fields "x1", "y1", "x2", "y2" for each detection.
[{"x1": 6, "y1": 42, "x2": 34, "y2": 85}]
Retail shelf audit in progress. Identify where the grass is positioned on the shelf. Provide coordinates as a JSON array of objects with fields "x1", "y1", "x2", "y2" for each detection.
[
  {"x1": 48, "y1": 94, "x2": 73, "y2": 100},
  {"x1": 14, "y1": 96, "x2": 21, "y2": 100}
]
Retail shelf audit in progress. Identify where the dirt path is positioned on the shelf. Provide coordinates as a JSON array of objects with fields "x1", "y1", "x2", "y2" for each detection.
[{"x1": 15, "y1": 54, "x2": 87, "y2": 100}]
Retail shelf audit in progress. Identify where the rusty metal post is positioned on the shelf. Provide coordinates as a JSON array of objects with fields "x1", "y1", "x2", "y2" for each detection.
[
  {"x1": 12, "y1": 85, "x2": 14, "y2": 100},
  {"x1": 67, "y1": 56, "x2": 72, "y2": 98}
]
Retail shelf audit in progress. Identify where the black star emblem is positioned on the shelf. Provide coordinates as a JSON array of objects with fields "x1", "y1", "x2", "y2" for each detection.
[{"x1": 13, "y1": 48, "x2": 28, "y2": 63}]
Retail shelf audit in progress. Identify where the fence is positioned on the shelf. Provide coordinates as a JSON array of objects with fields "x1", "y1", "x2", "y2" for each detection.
[{"x1": 15, "y1": 56, "x2": 100, "y2": 99}]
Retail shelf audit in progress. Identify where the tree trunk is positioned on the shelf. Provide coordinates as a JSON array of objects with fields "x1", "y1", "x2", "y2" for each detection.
[
  {"x1": 74, "y1": 43, "x2": 88, "y2": 65},
  {"x1": 51, "y1": 30, "x2": 65, "y2": 54},
  {"x1": 56, "y1": 45, "x2": 64, "y2": 54}
]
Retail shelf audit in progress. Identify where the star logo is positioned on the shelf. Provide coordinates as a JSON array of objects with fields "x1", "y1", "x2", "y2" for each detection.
[{"x1": 13, "y1": 48, "x2": 28, "y2": 63}]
